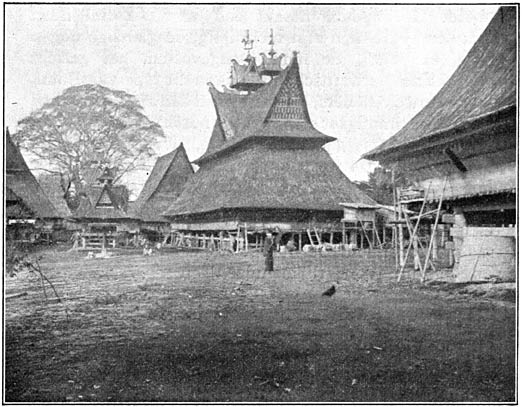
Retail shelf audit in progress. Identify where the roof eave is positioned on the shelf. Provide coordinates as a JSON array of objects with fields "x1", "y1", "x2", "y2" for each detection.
[{"x1": 362, "y1": 104, "x2": 516, "y2": 162}]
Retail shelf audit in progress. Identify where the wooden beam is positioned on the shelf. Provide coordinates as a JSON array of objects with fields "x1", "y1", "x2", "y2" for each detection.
[{"x1": 444, "y1": 147, "x2": 467, "y2": 172}]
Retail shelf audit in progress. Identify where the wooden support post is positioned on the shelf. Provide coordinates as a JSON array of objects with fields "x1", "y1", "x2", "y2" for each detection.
[
  {"x1": 398, "y1": 222, "x2": 405, "y2": 268},
  {"x1": 342, "y1": 222, "x2": 346, "y2": 245},
  {"x1": 244, "y1": 223, "x2": 248, "y2": 252},
  {"x1": 307, "y1": 228, "x2": 314, "y2": 246},
  {"x1": 413, "y1": 236, "x2": 421, "y2": 271},
  {"x1": 298, "y1": 232, "x2": 303, "y2": 251},
  {"x1": 313, "y1": 227, "x2": 321, "y2": 246},
  {"x1": 360, "y1": 220, "x2": 373, "y2": 249},
  {"x1": 236, "y1": 226, "x2": 240, "y2": 253},
  {"x1": 432, "y1": 225, "x2": 438, "y2": 261},
  {"x1": 330, "y1": 232, "x2": 334, "y2": 245},
  {"x1": 392, "y1": 171, "x2": 399, "y2": 273}
]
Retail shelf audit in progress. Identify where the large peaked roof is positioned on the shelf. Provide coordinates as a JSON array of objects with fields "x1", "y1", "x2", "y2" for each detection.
[
  {"x1": 133, "y1": 143, "x2": 194, "y2": 222},
  {"x1": 363, "y1": 7, "x2": 516, "y2": 161},
  {"x1": 195, "y1": 54, "x2": 335, "y2": 164},
  {"x1": 5, "y1": 130, "x2": 59, "y2": 219},
  {"x1": 164, "y1": 144, "x2": 375, "y2": 217}
]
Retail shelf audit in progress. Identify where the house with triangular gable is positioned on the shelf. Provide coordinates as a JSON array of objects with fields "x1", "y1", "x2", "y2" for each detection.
[
  {"x1": 5, "y1": 128, "x2": 62, "y2": 242},
  {"x1": 132, "y1": 142, "x2": 194, "y2": 237},
  {"x1": 73, "y1": 167, "x2": 138, "y2": 241},
  {"x1": 163, "y1": 34, "x2": 375, "y2": 250}
]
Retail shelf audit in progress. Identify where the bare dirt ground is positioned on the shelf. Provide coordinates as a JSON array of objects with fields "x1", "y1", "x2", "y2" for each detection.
[{"x1": 4, "y1": 249, "x2": 516, "y2": 402}]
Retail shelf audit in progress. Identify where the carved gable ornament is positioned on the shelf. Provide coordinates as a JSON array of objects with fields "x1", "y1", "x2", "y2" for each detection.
[{"x1": 268, "y1": 67, "x2": 307, "y2": 122}]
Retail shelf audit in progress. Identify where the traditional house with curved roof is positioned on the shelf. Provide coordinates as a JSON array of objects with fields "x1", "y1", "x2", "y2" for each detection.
[
  {"x1": 164, "y1": 41, "x2": 375, "y2": 249},
  {"x1": 363, "y1": 6, "x2": 516, "y2": 226},
  {"x1": 362, "y1": 7, "x2": 516, "y2": 281},
  {"x1": 5, "y1": 128, "x2": 62, "y2": 241},
  {"x1": 132, "y1": 142, "x2": 194, "y2": 233}
]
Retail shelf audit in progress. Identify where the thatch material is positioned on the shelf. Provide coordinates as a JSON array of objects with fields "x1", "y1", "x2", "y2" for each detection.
[
  {"x1": 165, "y1": 52, "x2": 374, "y2": 223},
  {"x1": 363, "y1": 7, "x2": 516, "y2": 161},
  {"x1": 195, "y1": 55, "x2": 334, "y2": 165},
  {"x1": 5, "y1": 130, "x2": 59, "y2": 219},
  {"x1": 73, "y1": 184, "x2": 130, "y2": 220},
  {"x1": 164, "y1": 143, "x2": 375, "y2": 217},
  {"x1": 37, "y1": 174, "x2": 72, "y2": 218},
  {"x1": 133, "y1": 143, "x2": 194, "y2": 222}
]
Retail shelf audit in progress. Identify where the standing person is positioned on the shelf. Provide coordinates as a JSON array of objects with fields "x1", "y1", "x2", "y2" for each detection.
[
  {"x1": 68, "y1": 230, "x2": 80, "y2": 251},
  {"x1": 263, "y1": 231, "x2": 275, "y2": 272}
]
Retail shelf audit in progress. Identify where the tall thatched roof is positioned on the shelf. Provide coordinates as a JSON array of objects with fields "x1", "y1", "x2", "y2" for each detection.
[
  {"x1": 133, "y1": 143, "x2": 194, "y2": 222},
  {"x1": 5, "y1": 129, "x2": 59, "y2": 219},
  {"x1": 37, "y1": 174, "x2": 72, "y2": 218},
  {"x1": 195, "y1": 54, "x2": 335, "y2": 165},
  {"x1": 164, "y1": 143, "x2": 375, "y2": 217},
  {"x1": 363, "y1": 7, "x2": 516, "y2": 161}
]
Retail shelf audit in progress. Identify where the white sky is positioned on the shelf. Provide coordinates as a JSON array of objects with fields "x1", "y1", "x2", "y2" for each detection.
[{"x1": 4, "y1": 4, "x2": 499, "y2": 198}]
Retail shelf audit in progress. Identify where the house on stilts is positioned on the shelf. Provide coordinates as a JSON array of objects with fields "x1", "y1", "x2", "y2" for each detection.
[
  {"x1": 362, "y1": 7, "x2": 516, "y2": 281},
  {"x1": 5, "y1": 128, "x2": 62, "y2": 242},
  {"x1": 163, "y1": 32, "x2": 375, "y2": 251},
  {"x1": 132, "y1": 142, "x2": 194, "y2": 241},
  {"x1": 73, "y1": 166, "x2": 138, "y2": 249}
]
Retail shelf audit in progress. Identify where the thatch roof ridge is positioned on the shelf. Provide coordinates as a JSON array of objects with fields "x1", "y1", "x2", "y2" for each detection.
[
  {"x1": 363, "y1": 6, "x2": 516, "y2": 160},
  {"x1": 195, "y1": 55, "x2": 334, "y2": 164},
  {"x1": 5, "y1": 130, "x2": 59, "y2": 219},
  {"x1": 164, "y1": 144, "x2": 375, "y2": 217}
]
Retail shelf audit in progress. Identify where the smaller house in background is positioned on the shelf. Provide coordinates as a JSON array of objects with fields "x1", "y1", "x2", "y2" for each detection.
[
  {"x1": 73, "y1": 167, "x2": 138, "y2": 248},
  {"x1": 5, "y1": 129, "x2": 61, "y2": 242},
  {"x1": 132, "y1": 143, "x2": 194, "y2": 240}
]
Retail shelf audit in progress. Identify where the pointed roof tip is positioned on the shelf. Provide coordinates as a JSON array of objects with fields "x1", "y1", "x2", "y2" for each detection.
[{"x1": 177, "y1": 141, "x2": 186, "y2": 152}]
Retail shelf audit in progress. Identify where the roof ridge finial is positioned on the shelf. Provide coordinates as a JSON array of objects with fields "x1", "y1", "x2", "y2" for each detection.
[
  {"x1": 242, "y1": 29, "x2": 254, "y2": 59},
  {"x1": 268, "y1": 28, "x2": 276, "y2": 58}
]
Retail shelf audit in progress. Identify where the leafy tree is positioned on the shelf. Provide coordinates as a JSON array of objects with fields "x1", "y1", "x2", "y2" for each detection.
[
  {"x1": 358, "y1": 166, "x2": 410, "y2": 205},
  {"x1": 13, "y1": 84, "x2": 164, "y2": 190}
]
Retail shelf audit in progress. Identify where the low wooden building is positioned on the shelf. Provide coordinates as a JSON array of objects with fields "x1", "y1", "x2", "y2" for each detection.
[
  {"x1": 362, "y1": 7, "x2": 516, "y2": 280},
  {"x1": 73, "y1": 167, "x2": 138, "y2": 248},
  {"x1": 163, "y1": 45, "x2": 375, "y2": 250}
]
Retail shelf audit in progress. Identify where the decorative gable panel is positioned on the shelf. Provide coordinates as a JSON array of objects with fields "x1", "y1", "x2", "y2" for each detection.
[
  {"x1": 268, "y1": 68, "x2": 308, "y2": 122},
  {"x1": 96, "y1": 189, "x2": 114, "y2": 208}
]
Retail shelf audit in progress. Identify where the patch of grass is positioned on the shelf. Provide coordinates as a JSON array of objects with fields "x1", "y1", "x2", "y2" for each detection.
[{"x1": 4, "y1": 250, "x2": 516, "y2": 402}]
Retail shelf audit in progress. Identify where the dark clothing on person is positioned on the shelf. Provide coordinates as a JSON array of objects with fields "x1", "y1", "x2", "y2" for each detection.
[{"x1": 263, "y1": 236, "x2": 275, "y2": 272}]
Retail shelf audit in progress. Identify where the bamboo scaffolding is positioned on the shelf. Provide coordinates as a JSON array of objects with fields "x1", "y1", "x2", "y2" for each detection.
[
  {"x1": 421, "y1": 177, "x2": 448, "y2": 282},
  {"x1": 397, "y1": 184, "x2": 431, "y2": 282}
]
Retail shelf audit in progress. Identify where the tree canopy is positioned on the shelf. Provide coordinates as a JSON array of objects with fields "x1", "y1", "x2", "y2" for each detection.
[
  {"x1": 13, "y1": 84, "x2": 164, "y2": 188},
  {"x1": 357, "y1": 166, "x2": 410, "y2": 205}
]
